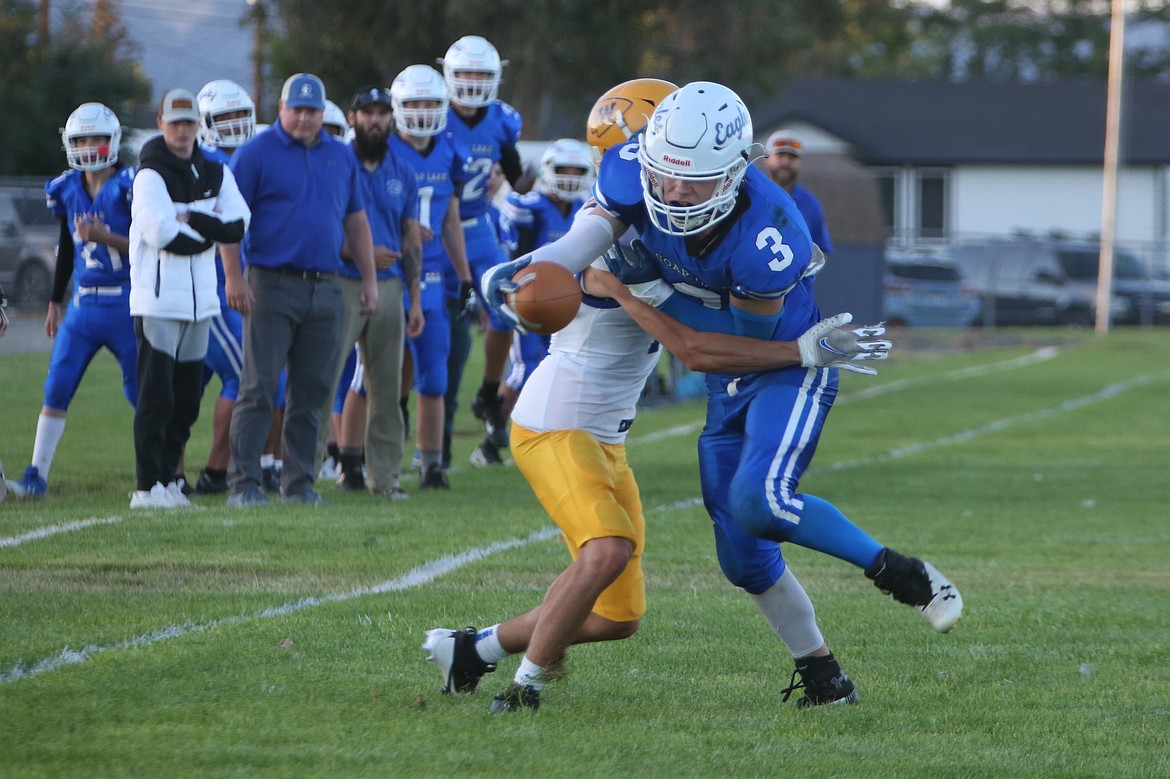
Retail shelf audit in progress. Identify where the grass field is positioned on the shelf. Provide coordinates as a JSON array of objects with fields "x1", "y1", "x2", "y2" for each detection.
[{"x1": 1, "y1": 327, "x2": 1168, "y2": 778}]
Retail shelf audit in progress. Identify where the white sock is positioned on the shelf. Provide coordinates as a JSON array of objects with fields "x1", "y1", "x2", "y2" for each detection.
[
  {"x1": 31, "y1": 413, "x2": 67, "y2": 480},
  {"x1": 514, "y1": 655, "x2": 544, "y2": 691},
  {"x1": 260, "y1": 453, "x2": 275, "y2": 469},
  {"x1": 474, "y1": 624, "x2": 509, "y2": 664},
  {"x1": 749, "y1": 567, "x2": 825, "y2": 658}
]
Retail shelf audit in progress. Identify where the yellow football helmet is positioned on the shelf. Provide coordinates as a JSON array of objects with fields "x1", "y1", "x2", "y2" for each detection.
[{"x1": 586, "y1": 78, "x2": 679, "y2": 156}]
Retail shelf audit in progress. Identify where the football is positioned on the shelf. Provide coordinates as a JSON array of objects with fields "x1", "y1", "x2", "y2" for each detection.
[{"x1": 507, "y1": 262, "x2": 582, "y2": 334}]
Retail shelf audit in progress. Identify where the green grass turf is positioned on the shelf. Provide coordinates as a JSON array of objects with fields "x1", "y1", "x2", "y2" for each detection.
[{"x1": 1, "y1": 327, "x2": 1168, "y2": 778}]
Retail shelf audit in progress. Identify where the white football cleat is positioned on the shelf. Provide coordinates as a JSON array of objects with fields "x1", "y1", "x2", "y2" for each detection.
[
  {"x1": 421, "y1": 626, "x2": 496, "y2": 694},
  {"x1": 920, "y1": 561, "x2": 963, "y2": 633}
]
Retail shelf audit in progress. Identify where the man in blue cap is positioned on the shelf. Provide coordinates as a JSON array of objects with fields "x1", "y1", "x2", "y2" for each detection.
[{"x1": 221, "y1": 72, "x2": 379, "y2": 506}]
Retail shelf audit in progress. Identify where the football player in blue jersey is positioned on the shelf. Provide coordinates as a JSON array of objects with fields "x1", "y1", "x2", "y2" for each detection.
[
  {"x1": 427, "y1": 79, "x2": 890, "y2": 713},
  {"x1": 469, "y1": 139, "x2": 595, "y2": 468},
  {"x1": 7, "y1": 103, "x2": 136, "y2": 498},
  {"x1": 482, "y1": 81, "x2": 962, "y2": 704},
  {"x1": 389, "y1": 64, "x2": 476, "y2": 490},
  {"x1": 437, "y1": 35, "x2": 526, "y2": 470}
]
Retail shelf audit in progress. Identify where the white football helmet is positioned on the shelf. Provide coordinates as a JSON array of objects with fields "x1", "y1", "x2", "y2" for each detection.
[
  {"x1": 61, "y1": 102, "x2": 121, "y2": 171},
  {"x1": 197, "y1": 79, "x2": 256, "y2": 148},
  {"x1": 390, "y1": 65, "x2": 449, "y2": 137},
  {"x1": 537, "y1": 139, "x2": 596, "y2": 201},
  {"x1": 440, "y1": 35, "x2": 503, "y2": 108},
  {"x1": 322, "y1": 99, "x2": 349, "y2": 138},
  {"x1": 637, "y1": 82, "x2": 753, "y2": 236}
]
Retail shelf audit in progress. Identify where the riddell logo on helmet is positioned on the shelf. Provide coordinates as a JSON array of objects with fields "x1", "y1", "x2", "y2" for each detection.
[{"x1": 662, "y1": 154, "x2": 691, "y2": 167}]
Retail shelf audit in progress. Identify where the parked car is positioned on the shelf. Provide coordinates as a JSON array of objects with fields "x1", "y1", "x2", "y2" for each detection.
[
  {"x1": 951, "y1": 239, "x2": 1170, "y2": 327},
  {"x1": 0, "y1": 185, "x2": 58, "y2": 308},
  {"x1": 882, "y1": 256, "x2": 980, "y2": 327}
]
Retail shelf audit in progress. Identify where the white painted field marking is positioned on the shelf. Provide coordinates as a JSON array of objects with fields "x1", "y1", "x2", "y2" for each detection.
[
  {"x1": 839, "y1": 347, "x2": 1059, "y2": 404},
  {"x1": 0, "y1": 348, "x2": 1057, "y2": 545},
  {"x1": 0, "y1": 517, "x2": 123, "y2": 549},
  {"x1": 0, "y1": 526, "x2": 560, "y2": 684},
  {"x1": 7, "y1": 347, "x2": 1137, "y2": 683},
  {"x1": 818, "y1": 371, "x2": 1163, "y2": 473}
]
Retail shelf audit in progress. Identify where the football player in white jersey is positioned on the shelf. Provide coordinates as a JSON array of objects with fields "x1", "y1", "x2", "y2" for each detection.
[
  {"x1": 468, "y1": 138, "x2": 595, "y2": 467},
  {"x1": 422, "y1": 80, "x2": 889, "y2": 713}
]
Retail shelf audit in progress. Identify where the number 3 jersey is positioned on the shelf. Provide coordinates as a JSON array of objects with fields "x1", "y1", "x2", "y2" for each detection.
[
  {"x1": 45, "y1": 167, "x2": 135, "y2": 289},
  {"x1": 592, "y1": 140, "x2": 822, "y2": 349}
]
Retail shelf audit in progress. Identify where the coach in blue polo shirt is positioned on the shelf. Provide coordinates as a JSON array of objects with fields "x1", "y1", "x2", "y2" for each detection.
[{"x1": 221, "y1": 72, "x2": 379, "y2": 506}]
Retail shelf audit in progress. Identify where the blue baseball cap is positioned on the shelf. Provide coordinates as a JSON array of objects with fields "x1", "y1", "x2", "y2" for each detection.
[{"x1": 281, "y1": 73, "x2": 326, "y2": 111}]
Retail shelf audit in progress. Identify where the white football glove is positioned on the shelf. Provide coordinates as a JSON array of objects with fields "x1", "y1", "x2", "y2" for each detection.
[{"x1": 797, "y1": 313, "x2": 891, "y2": 376}]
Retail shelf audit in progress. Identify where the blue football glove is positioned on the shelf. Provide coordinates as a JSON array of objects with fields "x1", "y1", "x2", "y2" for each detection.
[
  {"x1": 480, "y1": 255, "x2": 535, "y2": 333},
  {"x1": 602, "y1": 238, "x2": 661, "y2": 285}
]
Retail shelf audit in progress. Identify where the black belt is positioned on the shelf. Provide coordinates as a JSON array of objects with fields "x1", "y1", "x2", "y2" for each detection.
[{"x1": 263, "y1": 265, "x2": 336, "y2": 282}]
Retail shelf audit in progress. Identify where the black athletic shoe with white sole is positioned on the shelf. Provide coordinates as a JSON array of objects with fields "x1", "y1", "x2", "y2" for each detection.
[
  {"x1": 781, "y1": 652, "x2": 859, "y2": 708},
  {"x1": 421, "y1": 626, "x2": 496, "y2": 694},
  {"x1": 490, "y1": 682, "x2": 540, "y2": 713},
  {"x1": 866, "y1": 548, "x2": 964, "y2": 633}
]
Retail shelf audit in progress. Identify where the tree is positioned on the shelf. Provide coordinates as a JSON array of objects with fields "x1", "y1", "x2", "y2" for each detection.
[
  {"x1": 255, "y1": 1, "x2": 1170, "y2": 138},
  {"x1": 257, "y1": 0, "x2": 845, "y2": 137},
  {"x1": 1, "y1": 0, "x2": 151, "y2": 176}
]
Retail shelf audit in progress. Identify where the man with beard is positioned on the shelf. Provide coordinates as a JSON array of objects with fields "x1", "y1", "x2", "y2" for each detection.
[{"x1": 320, "y1": 85, "x2": 425, "y2": 498}]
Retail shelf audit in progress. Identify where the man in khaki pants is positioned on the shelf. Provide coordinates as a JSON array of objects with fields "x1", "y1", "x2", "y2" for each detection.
[{"x1": 318, "y1": 85, "x2": 425, "y2": 498}]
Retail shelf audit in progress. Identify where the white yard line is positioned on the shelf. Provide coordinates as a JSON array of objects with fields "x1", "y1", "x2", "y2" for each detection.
[
  {"x1": 0, "y1": 516, "x2": 123, "y2": 549},
  {"x1": 1, "y1": 526, "x2": 561, "y2": 684},
  {"x1": 838, "y1": 347, "x2": 1059, "y2": 404},
  {"x1": 818, "y1": 372, "x2": 1163, "y2": 473},
  {"x1": 13, "y1": 346, "x2": 1147, "y2": 684}
]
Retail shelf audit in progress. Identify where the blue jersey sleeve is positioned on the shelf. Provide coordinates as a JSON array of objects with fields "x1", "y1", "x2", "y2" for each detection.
[
  {"x1": 502, "y1": 191, "x2": 538, "y2": 230},
  {"x1": 728, "y1": 170, "x2": 815, "y2": 302},
  {"x1": 45, "y1": 172, "x2": 72, "y2": 219},
  {"x1": 497, "y1": 102, "x2": 523, "y2": 147},
  {"x1": 593, "y1": 141, "x2": 643, "y2": 227}
]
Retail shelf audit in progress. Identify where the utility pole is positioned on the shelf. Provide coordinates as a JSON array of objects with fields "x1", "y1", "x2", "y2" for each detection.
[
  {"x1": 38, "y1": 0, "x2": 49, "y2": 45},
  {"x1": 247, "y1": 0, "x2": 267, "y2": 121},
  {"x1": 1096, "y1": 0, "x2": 1125, "y2": 335}
]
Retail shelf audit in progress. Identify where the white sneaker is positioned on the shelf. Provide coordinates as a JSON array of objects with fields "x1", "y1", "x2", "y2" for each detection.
[
  {"x1": 920, "y1": 561, "x2": 964, "y2": 633},
  {"x1": 318, "y1": 456, "x2": 340, "y2": 481},
  {"x1": 166, "y1": 481, "x2": 194, "y2": 507},
  {"x1": 130, "y1": 482, "x2": 177, "y2": 509}
]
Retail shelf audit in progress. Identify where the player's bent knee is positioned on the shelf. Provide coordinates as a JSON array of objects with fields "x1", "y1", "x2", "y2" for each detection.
[
  {"x1": 729, "y1": 485, "x2": 797, "y2": 543},
  {"x1": 607, "y1": 618, "x2": 640, "y2": 641},
  {"x1": 579, "y1": 536, "x2": 634, "y2": 583}
]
